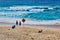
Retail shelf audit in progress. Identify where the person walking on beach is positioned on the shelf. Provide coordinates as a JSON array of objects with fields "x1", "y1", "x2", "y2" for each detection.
[
  {"x1": 19, "y1": 21, "x2": 21, "y2": 26},
  {"x1": 12, "y1": 25, "x2": 16, "y2": 29},
  {"x1": 22, "y1": 18, "x2": 26, "y2": 27},
  {"x1": 16, "y1": 20, "x2": 18, "y2": 25}
]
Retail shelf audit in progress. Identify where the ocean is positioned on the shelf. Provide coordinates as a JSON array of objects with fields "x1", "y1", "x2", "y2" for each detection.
[
  {"x1": 0, "y1": 0, "x2": 60, "y2": 25},
  {"x1": 0, "y1": 6, "x2": 60, "y2": 25}
]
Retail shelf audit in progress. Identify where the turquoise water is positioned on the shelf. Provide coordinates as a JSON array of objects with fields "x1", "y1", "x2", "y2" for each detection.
[
  {"x1": 0, "y1": 6, "x2": 60, "y2": 25},
  {"x1": 0, "y1": 0, "x2": 60, "y2": 25},
  {"x1": 0, "y1": 6, "x2": 60, "y2": 21},
  {"x1": 0, "y1": 0, "x2": 60, "y2": 21}
]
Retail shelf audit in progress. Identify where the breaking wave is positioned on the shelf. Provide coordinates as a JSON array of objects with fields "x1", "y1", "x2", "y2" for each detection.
[
  {"x1": 0, "y1": 6, "x2": 60, "y2": 25},
  {"x1": 0, "y1": 6, "x2": 60, "y2": 12}
]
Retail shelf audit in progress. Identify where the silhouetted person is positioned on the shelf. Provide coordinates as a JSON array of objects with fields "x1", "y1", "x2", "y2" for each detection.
[
  {"x1": 16, "y1": 20, "x2": 18, "y2": 25},
  {"x1": 12, "y1": 25, "x2": 16, "y2": 29},
  {"x1": 19, "y1": 21, "x2": 21, "y2": 26},
  {"x1": 22, "y1": 18, "x2": 26, "y2": 27}
]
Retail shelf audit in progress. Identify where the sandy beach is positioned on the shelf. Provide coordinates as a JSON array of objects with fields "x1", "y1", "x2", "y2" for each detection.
[
  {"x1": 0, "y1": 0, "x2": 60, "y2": 40},
  {"x1": 0, "y1": 25, "x2": 60, "y2": 40}
]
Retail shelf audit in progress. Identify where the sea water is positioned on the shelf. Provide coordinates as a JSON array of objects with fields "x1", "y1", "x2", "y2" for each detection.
[
  {"x1": 0, "y1": 0, "x2": 60, "y2": 25},
  {"x1": 0, "y1": 6, "x2": 60, "y2": 25}
]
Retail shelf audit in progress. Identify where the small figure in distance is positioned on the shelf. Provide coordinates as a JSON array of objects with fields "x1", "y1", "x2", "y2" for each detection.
[
  {"x1": 22, "y1": 18, "x2": 26, "y2": 23},
  {"x1": 22, "y1": 18, "x2": 26, "y2": 27},
  {"x1": 19, "y1": 21, "x2": 21, "y2": 26},
  {"x1": 16, "y1": 20, "x2": 18, "y2": 25},
  {"x1": 12, "y1": 25, "x2": 16, "y2": 29}
]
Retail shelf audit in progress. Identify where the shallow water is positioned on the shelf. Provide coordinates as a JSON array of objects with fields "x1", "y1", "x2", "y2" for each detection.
[{"x1": 0, "y1": 6, "x2": 60, "y2": 25}]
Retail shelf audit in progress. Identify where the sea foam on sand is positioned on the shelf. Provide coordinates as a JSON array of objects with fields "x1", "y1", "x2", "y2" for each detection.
[{"x1": 0, "y1": 17, "x2": 60, "y2": 26}]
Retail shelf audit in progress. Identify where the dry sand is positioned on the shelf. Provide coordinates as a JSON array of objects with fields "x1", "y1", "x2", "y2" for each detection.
[{"x1": 0, "y1": 26, "x2": 60, "y2": 40}]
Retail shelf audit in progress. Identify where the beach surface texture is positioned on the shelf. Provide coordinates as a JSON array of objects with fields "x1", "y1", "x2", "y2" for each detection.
[{"x1": 0, "y1": 26, "x2": 60, "y2": 40}]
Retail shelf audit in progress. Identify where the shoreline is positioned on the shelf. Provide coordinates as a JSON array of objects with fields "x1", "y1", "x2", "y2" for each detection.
[
  {"x1": 0, "y1": 21, "x2": 60, "y2": 28},
  {"x1": 0, "y1": 17, "x2": 60, "y2": 28},
  {"x1": 0, "y1": 17, "x2": 60, "y2": 25}
]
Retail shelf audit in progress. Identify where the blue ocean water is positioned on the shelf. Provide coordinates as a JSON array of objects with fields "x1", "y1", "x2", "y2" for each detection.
[
  {"x1": 0, "y1": 6, "x2": 60, "y2": 20},
  {"x1": 0, "y1": 0, "x2": 60, "y2": 6},
  {"x1": 0, "y1": 0, "x2": 60, "y2": 25}
]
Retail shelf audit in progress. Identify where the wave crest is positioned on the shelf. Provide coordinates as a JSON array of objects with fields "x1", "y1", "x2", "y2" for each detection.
[{"x1": 0, "y1": 6, "x2": 60, "y2": 12}]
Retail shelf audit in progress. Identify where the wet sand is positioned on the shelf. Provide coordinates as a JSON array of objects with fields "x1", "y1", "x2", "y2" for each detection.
[{"x1": 0, "y1": 26, "x2": 60, "y2": 40}]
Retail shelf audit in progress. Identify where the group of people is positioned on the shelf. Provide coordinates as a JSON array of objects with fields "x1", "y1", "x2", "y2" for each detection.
[
  {"x1": 12, "y1": 20, "x2": 21, "y2": 29},
  {"x1": 16, "y1": 20, "x2": 21, "y2": 26},
  {"x1": 12, "y1": 18, "x2": 26, "y2": 29}
]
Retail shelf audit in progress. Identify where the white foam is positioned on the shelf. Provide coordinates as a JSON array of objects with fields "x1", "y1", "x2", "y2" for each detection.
[
  {"x1": 24, "y1": 19, "x2": 60, "y2": 25},
  {"x1": 9, "y1": 6, "x2": 49, "y2": 11},
  {"x1": 0, "y1": 17, "x2": 60, "y2": 25},
  {"x1": 9, "y1": 6, "x2": 33, "y2": 10},
  {"x1": 48, "y1": 7, "x2": 53, "y2": 10},
  {"x1": 0, "y1": 6, "x2": 54, "y2": 12},
  {"x1": 30, "y1": 9, "x2": 45, "y2": 12},
  {"x1": 0, "y1": 6, "x2": 60, "y2": 14}
]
